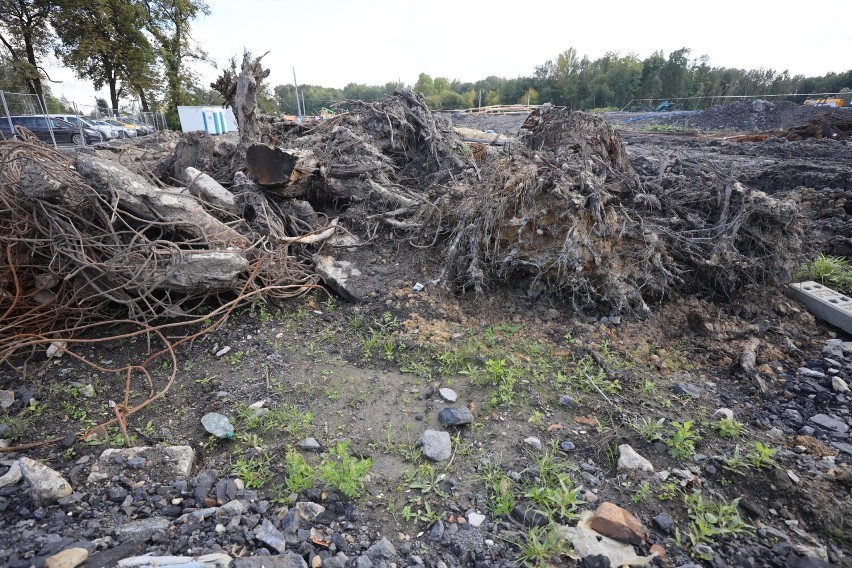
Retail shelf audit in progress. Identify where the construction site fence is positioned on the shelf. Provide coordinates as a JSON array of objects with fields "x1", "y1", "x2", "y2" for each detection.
[{"x1": 0, "y1": 90, "x2": 168, "y2": 149}]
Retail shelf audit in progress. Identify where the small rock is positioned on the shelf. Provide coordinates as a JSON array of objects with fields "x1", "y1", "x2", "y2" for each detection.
[
  {"x1": 428, "y1": 520, "x2": 445, "y2": 541},
  {"x1": 558, "y1": 395, "x2": 575, "y2": 407},
  {"x1": 560, "y1": 440, "x2": 576, "y2": 452},
  {"x1": 217, "y1": 499, "x2": 245, "y2": 517},
  {"x1": 713, "y1": 408, "x2": 734, "y2": 420},
  {"x1": 0, "y1": 460, "x2": 22, "y2": 489},
  {"x1": 650, "y1": 543, "x2": 666, "y2": 558},
  {"x1": 822, "y1": 339, "x2": 844, "y2": 359},
  {"x1": 255, "y1": 518, "x2": 288, "y2": 553},
  {"x1": 809, "y1": 414, "x2": 849, "y2": 434},
  {"x1": 674, "y1": 382, "x2": 701, "y2": 398},
  {"x1": 832, "y1": 377, "x2": 850, "y2": 393},
  {"x1": 798, "y1": 368, "x2": 826, "y2": 379},
  {"x1": 511, "y1": 505, "x2": 550, "y2": 527},
  {"x1": 766, "y1": 427, "x2": 785, "y2": 441},
  {"x1": 438, "y1": 388, "x2": 458, "y2": 402},
  {"x1": 418, "y1": 430, "x2": 452, "y2": 461},
  {"x1": 78, "y1": 384, "x2": 95, "y2": 398},
  {"x1": 19, "y1": 457, "x2": 72, "y2": 505},
  {"x1": 589, "y1": 501, "x2": 648, "y2": 545},
  {"x1": 652, "y1": 512, "x2": 674, "y2": 535},
  {"x1": 524, "y1": 436, "x2": 542, "y2": 450},
  {"x1": 295, "y1": 501, "x2": 326, "y2": 521},
  {"x1": 311, "y1": 555, "x2": 322, "y2": 568},
  {"x1": 215, "y1": 346, "x2": 231, "y2": 357},
  {"x1": 787, "y1": 555, "x2": 834, "y2": 568},
  {"x1": 0, "y1": 390, "x2": 14, "y2": 409},
  {"x1": 438, "y1": 407, "x2": 473, "y2": 426},
  {"x1": 44, "y1": 548, "x2": 89, "y2": 568},
  {"x1": 299, "y1": 437, "x2": 321, "y2": 450},
  {"x1": 617, "y1": 444, "x2": 654, "y2": 473},
  {"x1": 468, "y1": 512, "x2": 486, "y2": 527},
  {"x1": 584, "y1": 490, "x2": 599, "y2": 503},
  {"x1": 365, "y1": 538, "x2": 396, "y2": 565}
]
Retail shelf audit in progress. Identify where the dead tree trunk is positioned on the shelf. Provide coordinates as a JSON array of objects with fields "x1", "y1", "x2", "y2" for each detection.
[{"x1": 211, "y1": 51, "x2": 270, "y2": 163}]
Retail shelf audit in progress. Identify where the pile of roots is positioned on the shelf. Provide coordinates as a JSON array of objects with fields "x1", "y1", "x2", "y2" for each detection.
[{"x1": 1, "y1": 90, "x2": 806, "y2": 359}]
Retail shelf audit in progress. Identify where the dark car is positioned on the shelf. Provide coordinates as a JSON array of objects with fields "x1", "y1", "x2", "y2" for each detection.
[{"x1": 0, "y1": 115, "x2": 102, "y2": 145}]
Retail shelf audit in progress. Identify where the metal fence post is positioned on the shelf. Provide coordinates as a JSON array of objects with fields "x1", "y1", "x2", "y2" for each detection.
[
  {"x1": 72, "y1": 101, "x2": 88, "y2": 146},
  {"x1": 35, "y1": 93, "x2": 58, "y2": 148},
  {"x1": 0, "y1": 91, "x2": 15, "y2": 138}
]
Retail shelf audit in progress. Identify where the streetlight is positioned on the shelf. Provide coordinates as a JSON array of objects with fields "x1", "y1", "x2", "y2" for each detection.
[{"x1": 478, "y1": 89, "x2": 485, "y2": 109}]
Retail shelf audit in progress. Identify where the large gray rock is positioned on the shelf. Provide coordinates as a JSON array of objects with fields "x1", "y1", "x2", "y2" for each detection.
[
  {"x1": 418, "y1": 430, "x2": 452, "y2": 461},
  {"x1": 88, "y1": 446, "x2": 195, "y2": 484},
  {"x1": 19, "y1": 457, "x2": 72, "y2": 505},
  {"x1": 617, "y1": 444, "x2": 654, "y2": 473},
  {"x1": 233, "y1": 555, "x2": 307, "y2": 568},
  {"x1": 809, "y1": 414, "x2": 849, "y2": 434},
  {"x1": 365, "y1": 538, "x2": 397, "y2": 568},
  {"x1": 114, "y1": 517, "x2": 170, "y2": 542}
]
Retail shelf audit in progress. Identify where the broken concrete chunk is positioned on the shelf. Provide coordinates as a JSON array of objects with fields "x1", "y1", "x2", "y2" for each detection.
[
  {"x1": 618, "y1": 444, "x2": 654, "y2": 473},
  {"x1": 559, "y1": 511, "x2": 655, "y2": 566},
  {"x1": 44, "y1": 547, "x2": 89, "y2": 568},
  {"x1": 19, "y1": 457, "x2": 72, "y2": 505},
  {"x1": 0, "y1": 460, "x2": 23, "y2": 489},
  {"x1": 184, "y1": 167, "x2": 240, "y2": 214},
  {"x1": 313, "y1": 254, "x2": 362, "y2": 302}
]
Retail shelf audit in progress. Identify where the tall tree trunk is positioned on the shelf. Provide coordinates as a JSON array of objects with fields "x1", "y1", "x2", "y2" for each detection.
[
  {"x1": 23, "y1": 33, "x2": 44, "y2": 102},
  {"x1": 108, "y1": 76, "x2": 118, "y2": 115}
]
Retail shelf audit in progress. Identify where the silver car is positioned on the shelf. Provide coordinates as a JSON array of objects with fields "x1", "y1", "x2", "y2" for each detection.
[{"x1": 49, "y1": 114, "x2": 115, "y2": 141}]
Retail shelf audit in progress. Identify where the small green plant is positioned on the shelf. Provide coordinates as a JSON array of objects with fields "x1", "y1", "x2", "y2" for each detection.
[
  {"x1": 318, "y1": 440, "x2": 372, "y2": 499},
  {"x1": 746, "y1": 441, "x2": 777, "y2": 469},
  {"x1": 225, "y1": 350, "x2": 245, "y2": 366},
  {"x1": 723, "y1": 446, "x2": 751, "y2": 474},
  {"x1": 231, "y1": 453, "x2": 273, "y2": 488},
  {"x1": 282, "y1": 448, "x2": 316, "y2": 493},
  {"x1": 714, "y1": 418, "x2": 744, "y2": 439},
  {"x1": 400, "y1": 498, "x2": 440, "y2": 525},
  {"x1": 407, "y1": 464, "x2": 449, "y2": 497},
  {"x1": 657, "y1": 481, "x2": 679, "y2": 501},
  {"x1": 631, "y1": 481, "x2": 652, "y2": 504},
  {"x1": 641, "y1": 379, "x2": 657, "y2": 393},
  {"x1": 480, "y1": 462, "x2": 516, "y2": 517},
  {"x1": 518, "y1": 526, "x2": 572, "y2": 567},
  {"x1": 237, "y1": 431, "x2": 263, "y2": 448},
  {"x1": 630, "y1": 416, "x2": 666, "y2": 442},
  {"x1": 796, "y1": 254, "x2": 852, "y2": 294},
  {"x1": 684, "y1": 491, "x2": 751, "y2": 548},
  {"x1": 666, "y1": 420, "x2": 701, "y2": 461}
]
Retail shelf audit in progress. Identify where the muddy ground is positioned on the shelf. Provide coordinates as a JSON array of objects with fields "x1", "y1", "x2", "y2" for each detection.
[{"x1": 1, "y1": 101, "x2": 852, "y2": 568}]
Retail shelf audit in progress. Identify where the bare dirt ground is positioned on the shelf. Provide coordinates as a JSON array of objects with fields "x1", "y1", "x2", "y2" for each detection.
[{"x1": 2, "y1": 99, "x2": 852, "y2": 568}]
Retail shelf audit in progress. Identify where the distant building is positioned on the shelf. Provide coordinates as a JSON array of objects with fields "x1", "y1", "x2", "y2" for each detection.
[{"x1": 177, "y1": 106, "x2": 237, "y2": 134}]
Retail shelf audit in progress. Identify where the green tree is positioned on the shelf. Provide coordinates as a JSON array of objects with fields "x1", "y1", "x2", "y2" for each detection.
[
  {"x1": 414, "y1": 72, "x2": 434, "y2": 96},
  {"x1": 54, "y1": 0, "x2": 156, "y2": 113},
  {"x1": 140, "y1": 0, "x2": 209, "y2": 120},
  {"x1": 0, "y1": 0, "x2": 56, "y2": 100}
]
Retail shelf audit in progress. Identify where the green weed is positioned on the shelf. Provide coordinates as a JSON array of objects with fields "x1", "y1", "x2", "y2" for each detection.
[
  {"x1": 746, "y1": 441, "x2": 777, "y2": 469},
  {"x1": 714, "y1": 418, "x2": 744, "y2": 439},
  {"x1": 630, "y1": 416, "x2": 666, "y2": 442},
  {"x1": 231, "y1": 453, "x2": 273, "y2": 488},
  {"x1": 666, "y1": 420, "x2": 701, "y2": 461},
  {"x1": 318, "y1": 440, "x2": 372, "y2": 499},
  {"x1": 796, "y1": 254, "x2": 852, "y2": 294},
  {"x1": 684, "y1": 491, "x2": 750, "y2": 549},
  {"x1": 517, "y1": 526, "x2": 572, "y2": 567}
]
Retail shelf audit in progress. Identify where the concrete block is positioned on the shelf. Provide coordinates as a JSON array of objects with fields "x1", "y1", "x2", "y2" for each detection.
[{"x1": 788, "y1": 281, "x2": 852, "y2": 334}]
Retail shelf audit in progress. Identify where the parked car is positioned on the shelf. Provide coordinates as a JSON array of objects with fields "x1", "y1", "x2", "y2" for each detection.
[
  {"x1": 0, "y1": 115, "x2": 102, "y2": 145},
  {"x1": 49, "y1": 114, "x2": 115, "y2": 141},
  {"x1": 104, "y1": 118, "x2": 139, "y2": 138},
  {"x1": 95, "y1": 119, "x2": 135, "y2": 138},
  {"x1": 121, "y1": 117, "x2": 155, "y2": 135}
]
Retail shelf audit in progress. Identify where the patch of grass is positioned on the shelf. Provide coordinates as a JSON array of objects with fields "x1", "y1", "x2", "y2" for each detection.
[
  {"x1": 523, "y1": 445, "x2": 584, "y2": 523},
  {"x1": 630, "y1": 416, "x2": 666, "y2": 442},
  {"x1": 630, "y1": 481, "x2": 652, "y2": 504},
  {"x1": 723, "y1": 446, "x2": 751, "y2": 474},
  {"x1": 224, "y1": 350, "x2": 245, "y2": 366},
  {"x1": 666, "y1": 420, "x2": 701, "y2": 461},
  {"x1": 746, "y1": 441, "x2": 777, "y2": 469},
  {"x1": 657, "y1": 481, "x2": 679, "y2": 501},
  {"x1": 318, "y1": 440, "x2": 372, "y2": 499},
  {"x1": 480, "y1": 462, "x2": 516, "y2": 517},
  {"x1": 400, "y1": 498, "x2": 441, "y2": 525},
  {"x1": 238, "y1": 403, "x2": 314, "y2": 438},
  {"x1": 517, "y1": 526, "x2": 572, "y2": 567},
  {"x1": 714, "y1": 417, "x2": 745, "y2": 439},
  {"x1": 406, "y1": 464, "x2": 449, "y2": 498},
  {"x1": 796, "y1": 254, "x2": 852, "y2": 294},
  {"x1": 231, "y1": 453, "x2": 273, "y2": 489}
]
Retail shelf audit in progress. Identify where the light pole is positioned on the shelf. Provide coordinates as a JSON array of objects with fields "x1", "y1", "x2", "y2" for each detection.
[{"x1": 478, "y1": 89, "x2": 485, "y2": 109}]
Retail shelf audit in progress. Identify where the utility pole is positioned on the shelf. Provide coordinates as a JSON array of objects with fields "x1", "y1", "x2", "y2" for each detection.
[
  {"x1": 479, "y1": 89, "x2": 484, "y2": 109},
  {"x1": 293, "y1": 68, "x2": 302, "y2": 121}
]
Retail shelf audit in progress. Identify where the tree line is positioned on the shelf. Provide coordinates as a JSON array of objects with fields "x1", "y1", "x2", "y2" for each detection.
[
  {"x1": 1, "y1": 0, "x2": 208, "y2": 126},
  {"x1": 273, "y1": 49, "x2": 851, "y2": 114},
  {"x1": 2, "y1": 1, "x2": 850, "y2": 128}
]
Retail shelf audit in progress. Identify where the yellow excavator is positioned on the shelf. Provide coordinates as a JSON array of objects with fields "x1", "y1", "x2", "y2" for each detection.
[{"x1": 803, "y1": 97, "x2": 847, "y2": 108}]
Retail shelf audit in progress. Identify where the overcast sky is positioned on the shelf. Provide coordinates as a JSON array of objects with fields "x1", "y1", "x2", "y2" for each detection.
[{"x1": 46, "y1": 0, "x2": 852, "y2": 110}]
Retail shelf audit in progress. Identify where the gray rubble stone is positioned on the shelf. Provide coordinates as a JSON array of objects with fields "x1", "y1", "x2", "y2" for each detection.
[
  {"x1": 438, "y1": 388, "x2": 458, "y2": 402},
  {"x1": 438, "y1": 407, "x2": 473, "y2": 426},
  {"x1": 299, "y1": 437, "x2": 321, "y2": 450},
  {"x1": 295, "y1": 501, "x2": 325, "y2": 521},
  {"x1": 255, "y1": 518, "x2": 288, "y2": 553},
  {"x1": 823, "y1": 339, "x2": 845, "y2": 359},
  {"x1": 366, "y1": 538, "x2": 396, "y2": 567},
  {"x1": 0, "y1": 460, "x2": 22, "y2": 489},
  {"x1": 0, "y1": 389, "x2": 15, "y2": 409},
  {"x1": 674, "y1": 382, "x2": 702, "y2": 398},
  {"x1": 418, "y1": 430, "x2": 451, "y2": 461},
  {"x1": 44, "y1": 547, "x2": 88, "y2": 568},
  {"x1": 809, "y1": 414, "x2": 849, "y2": 434},
  {"x1": 524, "y1": 436, "x2": 542, "y2": 450},
  {"x1": 233, "y1": 553, "x2": 307, "y2": 568}
]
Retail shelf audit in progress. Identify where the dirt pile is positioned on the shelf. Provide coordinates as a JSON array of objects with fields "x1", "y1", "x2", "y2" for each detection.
[{"x1": 662, "y1": 99, "x2": 844, "y2": 132}]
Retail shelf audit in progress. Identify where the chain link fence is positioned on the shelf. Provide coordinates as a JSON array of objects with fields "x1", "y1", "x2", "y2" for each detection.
[{"x1": 0, "y1": 90, "x2": 59, "y2": 147}]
